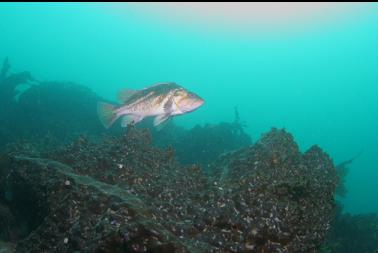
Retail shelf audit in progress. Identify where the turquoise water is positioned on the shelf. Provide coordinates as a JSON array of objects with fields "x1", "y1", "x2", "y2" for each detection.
[{"x1": 0, "y1": 2, "x2": 377, "y2": 216}]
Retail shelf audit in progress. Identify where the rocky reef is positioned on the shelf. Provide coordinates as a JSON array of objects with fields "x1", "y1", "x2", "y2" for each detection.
[
  {"x1": 0, "y1": 127, "x2": 338, "y2": 253},
  {"x1": 147, "y1": 107, "x2": 252, "y2": 168},
  {"x1": 0, "y1": 58, "x2": 111, "y2": 151},
  {"x1": 321, "y1": 207, "x2": 378, "y2": 253},
  {"x1": 320, "y1": 154, "x2": 378, "y2": 253},
  {"x1": 15, "y1": 81, "x2": 105, "y2": 142},
  {"x1": 3, "y1": 59, "x2": 373, "y2": 252},
  {"x1": 0, "y1": 58, "x2": 34, "y2": 147}
]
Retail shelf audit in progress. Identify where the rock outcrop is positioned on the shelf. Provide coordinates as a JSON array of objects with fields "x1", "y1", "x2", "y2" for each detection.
[{"x1": 0, "y1": 128, "x2": 338, "y2": 253}]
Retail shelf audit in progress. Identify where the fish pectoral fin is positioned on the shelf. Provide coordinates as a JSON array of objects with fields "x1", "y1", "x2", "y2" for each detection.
[
  {"x1": 153, "y1": 114, "x2": 170, "y2": 127},
  {"x1": 163, "y1": 97, "x2": 174, "y2": 113},
  {"x1": 121, "y1": 114, "x2": 144, "y2": 127},
  {"x1": 118, "y1": 89, "x2": 137, "y2": 103},
  {"x1": 155, "y1": 117, "x2": 172, "y2": 131}
]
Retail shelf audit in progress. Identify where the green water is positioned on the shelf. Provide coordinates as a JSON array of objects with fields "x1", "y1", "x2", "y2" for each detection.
[{"x1": 0, "y1": 3, "x2": 377, "y2": 215}]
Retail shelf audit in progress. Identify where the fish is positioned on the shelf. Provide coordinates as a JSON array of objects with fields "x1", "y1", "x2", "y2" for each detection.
[{"x1": 97, "y1": 82, "x2": 204, "y2": 129}]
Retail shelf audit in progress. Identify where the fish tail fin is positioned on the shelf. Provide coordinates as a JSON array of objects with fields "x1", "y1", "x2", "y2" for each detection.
[{"x1": 97, "y1": 102, "x2": 118, "y2": 129}]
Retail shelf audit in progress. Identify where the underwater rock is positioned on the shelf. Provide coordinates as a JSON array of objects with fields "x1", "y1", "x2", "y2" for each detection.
[
  {"x1": 0, "y1": 57, "x2": 34, "y2": 105},
  {"x1": 320, "y1": 152, "x2": 377, "y2": 253},
  {"x1": 0, "y1": 127, "x2": 338, "y2": 253},
  {"x1": 0, "y1": 81, "x2": 112, "y2": 151},
  {"x1": 0, "y1": 60, "x2": 122, "y2": 150},
  {"x1": 321, "y1": 206, "x2": 378, "y2": 253},
  {"x1": 147, "y1": 107, "x2": 252, "y2": 168},
  {"x1": 205, "y1": 128, "x2": 338, "y2": 252},
  {"x1": 15, "y1": 81, "x2": 105, "y2": 142},
  {"x1": 0, "y1": 58, "x2": 34, "y2": 148},
  {"x1": 0, "y1": 240, "x2": 16, "y2": 253},
  {"x1": 0, "y1": 203, "x2": 18, "y2": 241}
]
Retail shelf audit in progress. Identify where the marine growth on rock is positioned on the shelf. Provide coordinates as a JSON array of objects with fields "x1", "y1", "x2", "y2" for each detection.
[{"x1": 0, "y1": 127, "x2": 338, "y2": 253}]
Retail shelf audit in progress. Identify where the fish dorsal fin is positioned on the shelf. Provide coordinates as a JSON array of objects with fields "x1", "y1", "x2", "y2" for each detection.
[
  {"x1": 143, "y1": 82, "x2": 178, "y2": 90},
  {"x1": 117, "y1": 89, "x2": 137, "y2": 103}
]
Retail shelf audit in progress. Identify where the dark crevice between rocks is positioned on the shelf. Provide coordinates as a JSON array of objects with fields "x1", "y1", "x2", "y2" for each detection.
[{"x1": 0, "y1": 153, "x2": 48, "y2": 245}]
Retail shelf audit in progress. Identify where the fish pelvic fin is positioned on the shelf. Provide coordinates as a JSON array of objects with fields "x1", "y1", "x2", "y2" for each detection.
[
  {"x1": 121, "y1": 114, "x2": 144, "y2": 127},
  {"x1": 97, "y1": 102, "x2": 119, "y2": 129}
]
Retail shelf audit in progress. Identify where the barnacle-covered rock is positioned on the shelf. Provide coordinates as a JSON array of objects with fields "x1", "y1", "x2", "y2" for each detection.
[
  {"x1": 0, "y1": 127, "x2": 338, "y2": 253},
  {"x1": 207, "y1": 128, "x2": 338, "y2": 252}
]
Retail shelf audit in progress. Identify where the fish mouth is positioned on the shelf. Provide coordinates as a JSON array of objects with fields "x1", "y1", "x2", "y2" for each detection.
[
  {"x1": 177, "y1": 92, "x2": 204, "y2": 113},
  {"x1": 196, "y1": 97, "x2": 205, "y2": 108},
  {"x1": 184, "y1": 99, "x2": 204, "y2": 113}
]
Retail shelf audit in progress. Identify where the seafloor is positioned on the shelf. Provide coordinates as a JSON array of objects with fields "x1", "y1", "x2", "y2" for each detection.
[{"x1": 1, "y1": 59, "x2": 377, "y2": 253}]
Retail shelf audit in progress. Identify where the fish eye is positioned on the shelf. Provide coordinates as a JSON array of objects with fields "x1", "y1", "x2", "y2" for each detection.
[
  {"x1": 188, "y1": 92, "x2": 197, "y2": 99},
  {"x1": 175, "y1": 89, "x2": 186, "y2": 97}
]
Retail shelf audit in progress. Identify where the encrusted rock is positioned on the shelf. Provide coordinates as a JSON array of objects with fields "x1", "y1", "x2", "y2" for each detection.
[{"x1": 0, "y1": 127, "x2": 338, "y2": 253}]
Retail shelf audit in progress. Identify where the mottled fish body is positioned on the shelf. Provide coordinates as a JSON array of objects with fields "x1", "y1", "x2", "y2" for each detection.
[{"x1": 97, "y1": 82, "x2": 204, "y2": 129}]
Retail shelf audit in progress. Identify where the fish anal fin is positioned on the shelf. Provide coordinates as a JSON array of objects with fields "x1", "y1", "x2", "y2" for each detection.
[{"x1": 118, "y1": 89, "x2": 137, "y2": 103}]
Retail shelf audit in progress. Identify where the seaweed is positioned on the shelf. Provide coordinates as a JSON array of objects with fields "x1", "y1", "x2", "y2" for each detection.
[
  {"x1": 0, "y1": 58, "x2": 10, "y2": 81},
  {"x1": 0, "y1": 58, "x2": 34, "y2": 106},
  {"x1": 320, "y1": 151, "x2": 378, "y2": 253},
  {"x1": 334, "y1": 151, "x2": 362, "y2": 197}
]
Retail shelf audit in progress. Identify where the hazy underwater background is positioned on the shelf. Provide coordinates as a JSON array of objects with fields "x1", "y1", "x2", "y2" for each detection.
[
  {"x1": 1, "y1": 2, "x2": 377, "y2": 214},
  {"x1": 0, "y1": 3, "x2": 378, "y2": 252}
]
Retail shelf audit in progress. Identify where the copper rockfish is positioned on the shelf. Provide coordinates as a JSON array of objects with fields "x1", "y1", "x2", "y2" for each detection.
[{"x1": 97, "y1": 82, "x2": 204, "y2": 128}]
